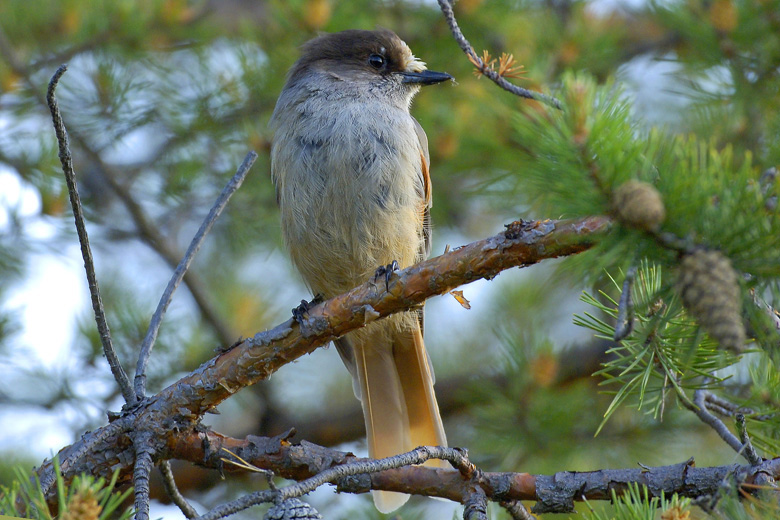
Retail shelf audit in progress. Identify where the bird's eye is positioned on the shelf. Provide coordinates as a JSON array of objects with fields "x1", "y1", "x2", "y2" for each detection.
[{"x1": 368, "y1": 54, "x2": 385, "y2": 69}]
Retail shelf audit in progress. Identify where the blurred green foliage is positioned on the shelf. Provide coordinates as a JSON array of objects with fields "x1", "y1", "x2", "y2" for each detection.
[
  {"x1": 0, "y1": 459, "x2": 132, "y2": 520},
  {"x1": 1, "y1": 0, "x2": 780, "y2": 517}
]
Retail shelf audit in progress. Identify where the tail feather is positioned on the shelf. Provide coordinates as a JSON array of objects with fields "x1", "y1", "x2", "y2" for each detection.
[
  {"x1": 350, "y1": 323, "x2": 447, "y2": 513},
  {"x1": 394, "y1": 327, "x2": 448, "y2": 468},
  {"x1": 353, "y1": 342, "x2": 411, "y2": 513}
]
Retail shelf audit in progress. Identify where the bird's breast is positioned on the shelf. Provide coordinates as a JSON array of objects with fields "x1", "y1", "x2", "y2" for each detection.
[{"x1": 272, "y1": 96, "x2": 426, "y2": 295}]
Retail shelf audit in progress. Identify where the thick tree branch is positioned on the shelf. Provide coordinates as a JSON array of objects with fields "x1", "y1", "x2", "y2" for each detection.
[
  {"x1": 163, "y1": 429, "x2": 779, "y2": 515},
  {"x1": 35, "y1": 216, "x2": 609, "y2": 496}
]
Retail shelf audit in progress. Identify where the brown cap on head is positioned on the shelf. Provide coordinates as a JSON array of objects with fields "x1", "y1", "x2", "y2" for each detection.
[{"x1": 289, "y1": 29, "x2": 452, "y2": 85}]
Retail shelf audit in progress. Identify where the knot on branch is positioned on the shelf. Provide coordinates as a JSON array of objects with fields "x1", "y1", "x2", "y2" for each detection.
[{"x1": 336, "y1": 473, "x2": 372, "y2": 494}]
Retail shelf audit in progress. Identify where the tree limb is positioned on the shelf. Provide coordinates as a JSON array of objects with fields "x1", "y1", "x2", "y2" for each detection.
[
  {"x1": 167, "y1": 429, "x2": 780, "y2": 515},
  {"x1": 46, "y1": 64, "x2": 135, "y2": 405},
  {"x1": 436, "y1": 0, "x2": 562, "y2": 109},
  {"x1": 159, "y1": 460, "x2": 199, "y2": 519},
  {"x1": 35, "y1": 216, "x2": 609, "y2": 497},
  {"x1": 135, "y1": 151, "x2": 257, "y2": 399}
]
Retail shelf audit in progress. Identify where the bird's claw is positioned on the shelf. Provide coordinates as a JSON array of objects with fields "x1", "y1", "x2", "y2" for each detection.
[
  {"x1": 374, "y1": 260, "x2": 400, "y2": 292},
  {"x1": 291, "y1": 294, "x2": 323, "y2": 323}
]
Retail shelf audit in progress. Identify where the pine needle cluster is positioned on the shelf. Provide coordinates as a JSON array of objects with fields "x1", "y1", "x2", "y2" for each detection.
[{"x1": 0, "y1": 459, "x2": 132, "y2": 520}]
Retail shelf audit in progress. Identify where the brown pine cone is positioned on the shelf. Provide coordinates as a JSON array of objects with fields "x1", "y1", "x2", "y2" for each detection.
[
  {"x1": 265, "y1": 498, "x2": 323, "y2": 520},
  {"x1": 612, "y1": 180, "x2": 666, "y2": 232},
  {"x1": 677, "y1": 249, "x2": 745, "y2": 352}
]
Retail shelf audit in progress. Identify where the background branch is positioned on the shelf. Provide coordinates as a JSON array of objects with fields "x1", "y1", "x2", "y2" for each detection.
[
  {"x1": 0, "y1": 29, "x2": 237, "y2": 348},
  {"x1": 134, "y1": 151, "x2": 257, "y2": 399},
  {"x1": 436, "y1": 0, "x2": 562, "y2": 109},
  {"x1": 46, "y1": 64, "x2": 135, "y2": 405}
]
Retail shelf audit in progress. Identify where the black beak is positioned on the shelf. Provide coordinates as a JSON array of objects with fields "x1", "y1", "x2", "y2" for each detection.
[{"x1": 400, "y1": 70, "x2": 453, "y2": 85}]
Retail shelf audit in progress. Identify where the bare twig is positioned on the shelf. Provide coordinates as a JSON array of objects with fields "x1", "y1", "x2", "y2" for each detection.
[
  {"x1": 684, "y1": 390, "x2": 745, "y2": 457},
  {"x1": 614, "y1": 265, "x2": 636, "y2": 341},
  {"x1": 501, "y1": 500, "x2": 535, "y2": 520},
  {"x1": 70, "y1": 138, "x2": 237, "y2": 346},
  {"x1": 46, "y1": 65, "x2": 136, "y2": 405},
  {"x1": 463, "y1": 485, "x2": 489, "y2": 520},
  {"x1": 198, "y1": 446, "x2": 472, "y2": 520},
  {"x1": 133, "y1": 433, "x2": 156, "y2": 520},
  {"x1": 160, "y1": 460, "x2": 199, "y2": 519},
  {"x1": 436, "y1": 0, "x2": 562, "y2": 109},
  {"x1": 735, "y1": 414, "x2": 762, "y2": 466},
  {"x1": 134, "y1": 151, "x2": 257, "y2": 398}
]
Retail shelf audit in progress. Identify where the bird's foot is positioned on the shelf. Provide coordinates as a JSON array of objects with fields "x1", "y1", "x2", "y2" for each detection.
[
  {"x1": 291, "y1": 294, "x2": 323, "y2": 323},
  {"x1": 373, "y1": 260, "x2": 400, "y2": 292}
]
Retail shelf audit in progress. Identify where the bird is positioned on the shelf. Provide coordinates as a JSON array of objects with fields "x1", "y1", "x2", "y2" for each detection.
[{"x1": 270, "y1": 29, "x2": 452, "y2": 512}]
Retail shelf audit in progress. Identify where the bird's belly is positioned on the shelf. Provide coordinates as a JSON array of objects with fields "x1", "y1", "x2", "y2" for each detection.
[
  {"x1": 285, "y1": 177, "x2": 423, "y2": 297},
  {"x1": 276, "y1": 103, "x2": 426, "y2": 297}
]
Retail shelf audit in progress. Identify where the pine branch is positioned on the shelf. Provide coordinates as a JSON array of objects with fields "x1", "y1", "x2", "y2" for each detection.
[
  {"x1": 159, "y1": 461, "x2": 198, "y2": 519},
  {"x1": 134, "y1": 151, "x2": 256, "y2": 399},
  {"x1": 436, "y1": 0, "x2": 562, "y2": 109},
  {"x1": 46, "y1": 64, "x2": 136, "y2": 405},
  {"x1": 34, "y1": 216, "x2": 609, "y2": 501},
  {"x1": 162, "y1": 429, "x2": 780, "y2": 514}
]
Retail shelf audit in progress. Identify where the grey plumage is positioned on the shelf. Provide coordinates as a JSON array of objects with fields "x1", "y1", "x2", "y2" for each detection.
[{"x1": 270, "y1": 29, "x2": 451, "y2": 513}]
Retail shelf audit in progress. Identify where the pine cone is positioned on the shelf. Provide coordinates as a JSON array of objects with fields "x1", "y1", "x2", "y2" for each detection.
[
  {"x1": 265, "y1": 498, "x2": 323, "y2": 520},
  {"x1": 612, "y1": 180, "x2": 666, "y2": 232},
  {"x1": 677, "y1": 249, "x2": 745, "y2": 352},
  {"x1": 60, "y1": 489, "x2": 102, "y2": 520}
]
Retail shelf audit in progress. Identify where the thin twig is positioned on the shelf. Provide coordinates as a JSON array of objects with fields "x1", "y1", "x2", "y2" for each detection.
[
  {"x1": 614, "y1": 265, "x2": 636, "y2": 341},
  {"x1": 735, "y1": 414, "x2": 762, "y2": 466},
  {"x1": 197, "y1": 446, "x2": 470, "y2": 520},
  {"x1": 159, "y1": 460, "x2": 199, "y2": 519},
  {"x1": 684, "y1": 390, "x2": 745, "y2": 458},
  {"x1": 436, "y1": 0, "x2": 562, "y2": 110},
  {"x1": 46, "y1": 65, "x2": 136, "y2": 405},
  {"x1": 84, "y1": 152, "x2": 237, "y2": 346},
  {"x1": 463, "y1": 486, "x2": 489, "y2": 520},
  {"x1": 134, "y1": 151, "x2": 257, "y2": 398},
  {"x1": 501, "y1": 500, "x2": 535, "y2": 520}
]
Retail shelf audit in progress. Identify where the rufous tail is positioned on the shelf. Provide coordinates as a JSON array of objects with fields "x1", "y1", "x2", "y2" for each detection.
[{"x1": 352, "y1": 325, "x2": 447, "y2": 513}]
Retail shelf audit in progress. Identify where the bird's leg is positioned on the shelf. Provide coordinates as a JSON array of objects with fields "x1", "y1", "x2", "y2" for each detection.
[
  {"x1": 373, "y1": 260, "x2": 400, "y2": 292},
  {"x1": 291, "y1": 293, "x2": 324, "y2": 323}
]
